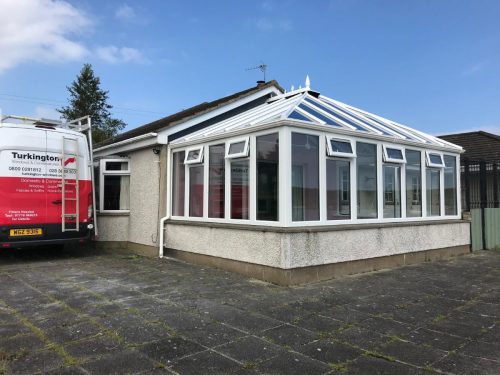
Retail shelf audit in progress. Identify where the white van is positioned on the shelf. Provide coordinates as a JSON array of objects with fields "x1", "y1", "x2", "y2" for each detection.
[{"x1": 0, "y1": 115, "x2": 96, "y2": 248}]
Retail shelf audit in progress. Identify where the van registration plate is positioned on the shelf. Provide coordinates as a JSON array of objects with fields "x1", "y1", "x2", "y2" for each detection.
[{"x1": 9, "y1": 228, "x2": 43, "y2": 237}]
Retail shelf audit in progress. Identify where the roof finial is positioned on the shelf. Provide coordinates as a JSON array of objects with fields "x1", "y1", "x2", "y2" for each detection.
[
  {"x1": 305, "y1": 75, "x2": 310, "y2": 90},
  {"x1": 299, "y1": 84, "x2": 302, "y2": 89},
  {"x1": 291, "y1": 84, "x2": 295, "y2": 91}
]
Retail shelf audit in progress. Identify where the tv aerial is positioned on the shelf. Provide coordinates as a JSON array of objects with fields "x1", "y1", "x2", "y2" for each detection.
[{"x1": 246, "y1": 63, "x2": 267, "y2": 82}]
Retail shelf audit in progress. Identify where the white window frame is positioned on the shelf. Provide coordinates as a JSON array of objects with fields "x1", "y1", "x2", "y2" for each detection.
[
  {"x1": 426, "y1": 151, "x2": 445, "y2": 168},
  {"x1": 326, "y1": 136, "x2": 356, "y2": 158},
  {"x1": 225, "y1": 137, "x2": 250, "y2": 159},
  {"x1": 99, "y1": 158, "x2": 130, "y2": 213},
  {"x1": 383, "y1": 145, "x2": 406, "y2": 164},
  {"x1": 184, "y1": 145, "x2": 204, "y2": 164}
]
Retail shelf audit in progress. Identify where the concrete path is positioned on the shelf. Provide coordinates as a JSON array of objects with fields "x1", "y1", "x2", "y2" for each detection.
[{"x1": 0, "y1": 247, "x2": 498, "y2": 374}]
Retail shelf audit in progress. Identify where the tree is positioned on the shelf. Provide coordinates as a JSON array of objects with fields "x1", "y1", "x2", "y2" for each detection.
[{"x1": 58, "y1": 63, "x2": 125, "y2": 144}]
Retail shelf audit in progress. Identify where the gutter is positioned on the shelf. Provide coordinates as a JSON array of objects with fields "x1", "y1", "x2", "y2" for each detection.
[{"x1": 93, "y1": 132, "x2": 158, "y2": 153}]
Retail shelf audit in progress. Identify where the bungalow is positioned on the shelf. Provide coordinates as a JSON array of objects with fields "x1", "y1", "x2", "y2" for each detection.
[{"x1": 93, "y1": 78, "x2": 470, "y2": 285}]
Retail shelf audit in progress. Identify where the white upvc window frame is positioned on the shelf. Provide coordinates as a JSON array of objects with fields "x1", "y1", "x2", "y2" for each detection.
[
  {"x1": 326, "y1": 136, "x2": 356, "y2": 158},
  {"x1": 383, "y1": 145, "x2": 407, "y2": 164},
  {"x1": 225, "y1": 137, "x2": 250, "y2": 159},
  {"x1": 426, "y1": 151, "x2": 445, "y2": 168},
  {"x1": 184, "y1": 145, "x2": 204, "y2": 164},
  {"x1": 99, "y1": 158, "x2": 130, "y2": 213}
]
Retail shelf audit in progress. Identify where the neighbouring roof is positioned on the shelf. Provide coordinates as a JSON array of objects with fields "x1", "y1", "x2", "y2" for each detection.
[
  {"x1": 173, "y1": 86, "x2": 462, "y2": 152},
  {"x1": 95, "y1": 80, "x2": 283, "y2": 148},
  {"x1": 439, "y1": 131, "x2": 500, "y2": 161}
]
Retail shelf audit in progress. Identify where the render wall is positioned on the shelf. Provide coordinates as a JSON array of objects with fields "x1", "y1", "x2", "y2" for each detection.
[{"x1": 164, "y1": 221, "x2": 471, "y2": 269}]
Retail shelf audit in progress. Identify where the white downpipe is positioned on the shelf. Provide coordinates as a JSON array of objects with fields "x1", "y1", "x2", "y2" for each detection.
[{"x1": 159, "y1": 145, "x2": 171, "y2": 258}]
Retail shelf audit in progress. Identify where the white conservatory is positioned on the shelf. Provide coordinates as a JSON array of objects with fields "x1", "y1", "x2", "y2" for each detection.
[{"x1": 162, "y1": 79, "x2": 470, "y2": 284}]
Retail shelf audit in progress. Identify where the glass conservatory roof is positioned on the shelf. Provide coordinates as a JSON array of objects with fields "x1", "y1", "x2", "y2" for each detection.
[{"x1": 173, "y1": 85, "x2": 462, "y2": 152}]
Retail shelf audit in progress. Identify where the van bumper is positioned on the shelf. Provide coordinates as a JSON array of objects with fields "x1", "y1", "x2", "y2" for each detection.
[{"x1": 0, "y1": 223, "x2": 92, "y2": 248}]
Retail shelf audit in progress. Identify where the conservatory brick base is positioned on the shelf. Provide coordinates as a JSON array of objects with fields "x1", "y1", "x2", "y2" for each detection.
[{"x1": 163, "y1": 220, "x2": 471, "y2": 285}]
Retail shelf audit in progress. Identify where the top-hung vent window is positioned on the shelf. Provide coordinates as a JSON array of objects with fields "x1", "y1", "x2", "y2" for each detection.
[
  {"x1": 383, "y1": 145, "x2": 406, "y2": 163},
  {"x1": 184, "y1": 146, "x2": 204, "y2": 164},
  {"x1": 225, "y1": 137, "x2": 249, "y2": 159},
  {"x1": 426, "y1": 151, "x2": 445, "y2": 168},
  {"x1": 326, "y1": 137, "x2": 355, "y2": 158}
]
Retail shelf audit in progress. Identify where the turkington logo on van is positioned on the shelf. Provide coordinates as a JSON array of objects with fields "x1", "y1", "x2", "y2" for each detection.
[{"x1": 11, "y1": 152, "x2": 61, "y2": 162}]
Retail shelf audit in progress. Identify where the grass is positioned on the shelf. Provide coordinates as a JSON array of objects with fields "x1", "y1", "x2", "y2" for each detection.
[
  {"x1": 432, "y1": 314, "x2": 446, "y2": 323},
  {"x1": 329, "y1": 362, "x2": 348, "y2": 372},
  {"x1": 242, "y1": 361, "x2": 257, "y2": 369},
  {"x1": 363, "y1": 350, "x2": 396, "y2": 362}
]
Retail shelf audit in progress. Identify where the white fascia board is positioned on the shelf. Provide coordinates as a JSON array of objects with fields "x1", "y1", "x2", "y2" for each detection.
[
  {"x1": 93, "y1": 133, "x2": 158, "y2": 158},
  {"x1": 156, "y1": 86, "x2": 282, "y2": 143}
]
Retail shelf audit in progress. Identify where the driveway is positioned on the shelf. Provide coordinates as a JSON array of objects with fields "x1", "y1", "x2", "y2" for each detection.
[{"x1": 0, "y1": 247, "x2": 498, "y2": 374}]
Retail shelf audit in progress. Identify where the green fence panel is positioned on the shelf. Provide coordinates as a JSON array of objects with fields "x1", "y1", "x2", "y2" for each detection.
[
  {"x1": 484, "y1": 208, "x2": 500, "y2": 250},
  {"x1": 471, "y1": 208, "x2": 483, "y2": 251}
]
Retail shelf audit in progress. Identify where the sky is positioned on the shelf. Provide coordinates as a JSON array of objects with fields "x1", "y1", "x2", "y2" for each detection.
[{"x1": 0, "y1": 0, "x2": 499, "y2": 136}]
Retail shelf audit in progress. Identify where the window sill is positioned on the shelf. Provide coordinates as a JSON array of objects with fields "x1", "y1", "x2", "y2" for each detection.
[{"x1": 97, "y1": 211, "x2": 130, "y2": 216}]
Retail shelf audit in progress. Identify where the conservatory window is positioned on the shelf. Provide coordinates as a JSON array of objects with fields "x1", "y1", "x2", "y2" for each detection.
[
  {"x1": 326, "y1": 137, "x2": 355, "y2": 158},
  {"x1": 189, "y1": 165, "x2": 204, "y2": 217},
  {"x1": 100, "y1": 159, "x2": 130, "y2": 211},
  {"x1": 231, "y1": 159, "x2": 249, "y2": 219},
  {"x1": 208, "y1": 144, "x2": 225, "y2": 218},
  {"x1": 444, "y1": 155, "x2": 457, "y2": 215},
  {"x1": 383, "y1": 145, "x2": 406, "y2": 164},
  {"x1": 405, "y1": 150, "x2": 422, "y2": 217},
  {"x1": 326, "y1": 159, "x2": 351, "y2": 220},
  {"x1": 172, "y1": 151, "x2": 185, "y2": 216},
  {"x1": 257, "y1": 133, "x2": 279, "y2": 221},
  {"x1": 357, "y1": 142, "x2": 378, "y2": 219},
  {"x1": 426, "y1": 168, "x2": 441, "y2": 216},
  {"x1": 184, "y1": 146, "x2": 204, "y2": 164},
  {"x1": 226, "y1": 137, "x2": 249, "y2": 159},
  {"x1": 426, "y1": 151, "x2": 445, "y2": 168},
  {"x1": 292, "y1": 133, "x2": 320, "y2": 221},
  {"x1": 383, "y1": 164, "x2": 401, "y2": 218}
]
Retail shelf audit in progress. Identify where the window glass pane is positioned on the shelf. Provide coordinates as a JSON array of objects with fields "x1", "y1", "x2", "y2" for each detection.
[
  {"x1": 383, "y1": 164, "x2": 401, "y2": 218},
  {"x1": 189, "y1": 165, "x2": 203, "y2": 217},
  {"x1": 386, "y1": 148, "x2": 403, "y2": 160},
  {"x1": 231, "y1": 160, "x2": 249, "y2": 219},
  {"x1": 257, "y1": 133, "x2": 279, "y2": 221},
  {"x1": 187, "y1": 149, "x2": 201, "y2": 161},
  {"x1": 105, "y1": 161, "x2": 128, "y2": 171},
  {"x1": 292, "y1": 133, "x2": 319, "y2": 221},
  {"x1": 330, "y1": 140, "x2": 352, "y2": 154},
  {"x1": 229, "y1": 141, "x2": 245, "y2": 155},
  {"x1": 327, "y1": 159, "x2": 350, "y2": 220},
  {"x1": 426, "y1": 169, "x2": 441, "y2": 216},
  {"x1": 208, "y1": 144, "x2": 225, "y2": 218},
  {"x1": 406, "y1": 150, "x2": 422, "y2": 217},
  {"x1": 289, "y1": 110, "x2": 312, "y2": 122},
  {"x1": 444, "y1": 155, "x2": 457, "y2": 215},
  {"x1": 172, "y1": 151, "x2": 185, "y2": 216},
  {"x1": 429, "y1": 153, "x2": 443, "y2": 165},
  {"x1": 357, "y1": 142, "x2": 378, "y2": 218},
  {"x1": 103, "y1": 175, "x2": 130, "y2": 210}
]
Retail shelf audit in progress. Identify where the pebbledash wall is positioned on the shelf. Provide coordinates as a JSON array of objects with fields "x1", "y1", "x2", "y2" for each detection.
[{"x1": 93, "y1": 80, "x2": 471, "y2": 285}]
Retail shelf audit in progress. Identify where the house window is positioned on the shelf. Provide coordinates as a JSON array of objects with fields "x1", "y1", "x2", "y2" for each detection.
[
  {"x1": 326, "y1": 159, "x2": 350, "y2": 220},
  {"x1": 172, "y1": 151, "x2": 185, "y2": 216},
  {"x1": 231, "y1": 159, "x2": 249, "y2": 219},
  {"x1": 426, "y1": 151, "x2": 445, "y2": 168},
  {"x1": 383, "y1": 164, "x2": 401, "y2": 218},
  {"x1": 226, "y1": 137, "x2": 249, "y2": 159},
  {"x1": 257, "y1": 133, "x2": 279, "y2": 221},
  {"x1": 189, "y1": 165, "x2": 204, "y2": 217},
  {"x1": 184, "y1": 146, "x2": 204, "y2": 164},
  {"x1": 357, "y1": 142, "x2": 377, "y2": 219},
  {"x1": 383, "y1": 145, "x2": 406, "y2": 164},
  {"x1": 100, "y1": 159, "x2": 130, "y2": 211},
  {"x1": 326, "y1": 137, "x2": 355, "y2": 158},
  {"x1": 292, "y1": 133, "x2": 319, "y2": 221},
  {"x1": 426, "y1": 168, "x2": 441, "y2": 216},
  {"x1": 405, "y1": 150, "x2": 422, "y2": 217},
  {"x1": 444, "y1": 155, "x2": 457, "y2": 215},
  {"x1": 208, "y1": 144, "x2": 225, "y2": 218}
]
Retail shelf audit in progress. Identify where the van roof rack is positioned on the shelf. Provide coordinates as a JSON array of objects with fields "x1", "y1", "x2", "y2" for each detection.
[{"x1": 0, "y1": 115, "x2": 91, "y2": 132}]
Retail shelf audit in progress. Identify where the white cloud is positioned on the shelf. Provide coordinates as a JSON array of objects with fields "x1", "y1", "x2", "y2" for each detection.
[
  {"x1": 436, "y1": 125, "x2": 500, "y2": 136},
  {"x1": 0, "y1": 0, "x2": 90, "y2": 73},
  {"x1": 115, "y1": 4, "x2": 136, "y2": 20},
  {"x1": 34, "y1": 105, "x2": 60, "y2": 120},
  {"x1": 461, "y1": 60, "x2": 490, "y2": 76},
  {"x1": 256, "y1": 17, "x2": 292, "y2": 32},
  {"x1": 96, "y1": 46, "x2": 149, "y2": 64}
]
